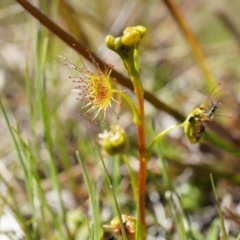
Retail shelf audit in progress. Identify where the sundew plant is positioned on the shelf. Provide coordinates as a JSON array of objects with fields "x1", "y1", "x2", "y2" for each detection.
[{"x1": 0, "y1": 1, "x2": 240, "y2": 240}]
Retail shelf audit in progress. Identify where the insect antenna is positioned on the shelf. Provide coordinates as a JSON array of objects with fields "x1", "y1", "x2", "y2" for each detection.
[
  {"x1": 203, "y1": 83, "x2": 222, "y2": 105},
  {"x1": 213, "y1": 114, "x2": 231, "y2": 119}
]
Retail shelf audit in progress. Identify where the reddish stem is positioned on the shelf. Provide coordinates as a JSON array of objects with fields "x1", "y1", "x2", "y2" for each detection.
[
  {"x1": 137, "y1": 106, "x2": 147, "y2": 226},
  {"x1": 134, "y1": 83, "x2": 147, "y2": 231}
]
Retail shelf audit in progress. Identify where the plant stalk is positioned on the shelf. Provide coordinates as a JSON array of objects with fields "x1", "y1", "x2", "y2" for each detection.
[
  {"x1": 128, "y1": 47, "x2": 147, "y2": 236},
  {"x1": 133, "y1": 77, "x2": 147, "y2": 239},
  {"x1": 162, "y1": 0, "x2": 217, "y2": 89},
  {"x1": 135, "y1": 84, "x2": 146, "y2": 229}
]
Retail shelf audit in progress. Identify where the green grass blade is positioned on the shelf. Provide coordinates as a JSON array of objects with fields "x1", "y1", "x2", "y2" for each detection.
[
  {"x1": 0, "y1": 100, "x2": 28, "y2": 183},
  {"x1": 210, "y1": 174, "x2": 228, "y2": 240},
  {"x1": 34, "y1": 32, "x2": 71, "y2": 239},
  {"x1": 206, "y1": 219, "x2": 219, "y2": 240},
  {"x1": 95, "y1": 145, "x2": 128, "y2": 240},
  {"x1": 76, "y1": 151, "x2": 102, "y2": 240},
  {"x1": 135, "y1": 199, "x2": 140, "y2": 240},
  {"x1": 155, "y1": 146, "x2": 188, "y2": 240},
  {"x1": 0, "y1": 175, "x2": 33, "y2": 240},
  {"x1": 122, "y1": 154, "x2": 138, "y2": 202}
]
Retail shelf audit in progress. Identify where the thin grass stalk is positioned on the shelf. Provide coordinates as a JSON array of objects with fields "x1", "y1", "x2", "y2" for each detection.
[
  {"x1": 112, "y1": 155, "x2": 121, "y2": 206},
  {"x1": 40, "y1": 88, "x2": 72, "y2": 239},
  {"x1": 16, "y1": 134, "x2": 52, "y2": 238},
  {"x1": 25, "y1": 54, "x2": 63, "y2": 238},
  {"x1": 169, "y1": 198, "x2": 188, "y2": 240},
  {"x1": 210, "y1": 174, "x2": 228, "y2": 240},
  {"x1": 35, "y1": 35, "x2": 71, "y2": 239},
  {"x1": 16, "y1": 133, "x2": 40, "y2": 238},
  {"x1": 53, "y1": 114, "x2": 78, "y2": 194},
  {"x1": 0, "y1": 102, "x2": 41, "y2": 238},
  {"x1": 122, "y1": 154, "x2": 138, "y2": 202},
  {"x1": 135, "y1": 199, "x2": 141, "y2": 240},
  {"x1": 85, "y1": 218, "x2": 92, "y2": 239},
  {"x1": 162, "y1": 0, "x2": 217, "y2": 90},
  {"x1": 15, "y1": 121, "x2": 69, "y2": 238},
  {"x1": 1, "y1": 99, "x2": 62, "y2": 238},
  {"x1": 0, "y1": 101, "x2": 28, "y2": 186},
  {"x1": 206, "y1": 218, "x2": 220, "y2": 240},
  {"x1": 155, "y1": 146, "x2": 188, "y2": 240},
  {"x1": 24, "y1": 63, "x2": 39, "y2": 158},
  {"x1": 0, "y1": 175, "x2": 33, "y2": 240},
  {"x1": 76, "y1": 151, "x2": 102, "y2": 240},
  {"x1": 95, "y1": 147, "x2": 129, "y2": 240}
]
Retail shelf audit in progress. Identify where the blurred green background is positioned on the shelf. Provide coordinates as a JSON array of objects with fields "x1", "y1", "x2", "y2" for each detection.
[{"x1": 0, "y1": 0, "x2": 240, "y2": 239}]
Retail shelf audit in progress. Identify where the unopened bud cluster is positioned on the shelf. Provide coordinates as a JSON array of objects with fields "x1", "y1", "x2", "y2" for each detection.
[{"x1": 105, "y1": 25, "x2": 146, "y2": 50}]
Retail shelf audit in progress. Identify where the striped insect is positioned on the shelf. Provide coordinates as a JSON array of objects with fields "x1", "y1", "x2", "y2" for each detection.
[
  {"x1": 184, "y1": 107, "x2": 207, "y2": 144},
  {"x1": 183, "y1": 84, "x2": 221, "y2": 144}
]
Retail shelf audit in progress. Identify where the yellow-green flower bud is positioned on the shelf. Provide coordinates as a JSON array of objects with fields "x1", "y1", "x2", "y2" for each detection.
[
  {"x1": 99, "y1": 126, "x2": 129, "y2": 155},
  {"x1": 123, "y1": 26, "x2": 146, "y2": 40},
  {"x1": 122, "y1": 31, "x2": 140, "y2": 46},
  {"x1": 111, "y1": 215, "x2": 136, "y2": 240},
  {"x1": 123, "y1": 26, "x2": 134, "y2": 35},
  {"x1": 135, "y1": 25, "x2": 146, "y2": 38},
  {"x1": 114, "y1": 37, "x2": 123, "y2": 49},
  {"x1": 105, "y1": 35, "x2": 115, "y2": 49}
]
